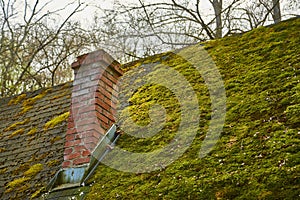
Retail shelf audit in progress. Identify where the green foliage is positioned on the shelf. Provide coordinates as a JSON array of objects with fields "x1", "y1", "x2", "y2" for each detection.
[{"x1": 86, "y1": 18, "x2": 300, "y2": 199}]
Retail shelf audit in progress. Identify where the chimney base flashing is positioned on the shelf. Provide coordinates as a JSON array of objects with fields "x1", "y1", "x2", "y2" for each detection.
[{"x1": 46, "y1": 165, "x2": 88, "y2": 192}]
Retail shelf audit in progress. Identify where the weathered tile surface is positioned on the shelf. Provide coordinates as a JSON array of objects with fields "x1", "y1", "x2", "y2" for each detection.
[{"x1": 0, "y1": 82, "x2": 72, "y2": 199}]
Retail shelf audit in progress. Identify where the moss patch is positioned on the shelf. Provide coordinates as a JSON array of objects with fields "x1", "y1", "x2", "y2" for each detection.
[
  {"x1": 4, "y1": 118, "x2": 30, "y2": 132},
  {"x1": 8, "y1": 93, "x2": 27, "y2": 105},
  {"x1": 0, "y1": 168, "x2": 7, "y2": 174},
  {"x1": 46, "y1": 159, "x2": 61, "y2": 167},
  {"x1": 24, "y1": 164, "x2": 43, "y2": 177},
  {"x1": 5, "y1": 177, "x2": 30, "y2": 193},
  {"x1": 31, "y1": 187, "x2": 45, "y2": 199},
  {"x1": 27, "y1": 127, "x2": 37, "y2": 136},
  {"x1": 19, "y1": 89, "x2": 50, "y2": 115},
  {"x1": 8, "y1": 128, "x2": 25, "y2": 138},
  {"x1": 50, "y1": 136, "x2": 62, "y2": 144},
  {"x1": 86, "y1": 18, "x2": 300, "y2": 200},
  {"x1": 44, "y1": 111, "x2": 70, "y2": 130}
]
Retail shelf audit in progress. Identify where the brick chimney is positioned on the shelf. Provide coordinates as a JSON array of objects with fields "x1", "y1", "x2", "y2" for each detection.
[{"x1": 62, "y1": 50, "x2": 123, "y2": 168}]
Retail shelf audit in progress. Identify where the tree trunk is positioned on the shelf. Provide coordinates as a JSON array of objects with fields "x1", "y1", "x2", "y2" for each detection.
[
  {"x1": 272, "y1": 0, "x2": 281, "y2": 23},
  {"x1": 212, "y1": 0, "x2": 223, "y2": 38}
]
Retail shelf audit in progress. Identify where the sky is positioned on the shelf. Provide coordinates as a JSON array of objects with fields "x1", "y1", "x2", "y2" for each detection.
[
  {"x1": 15, "y1": 0, "x2": 300, "y2": 31},
  {"x1": 43, "y1": 0, "x2": 213, "y2": 26}
]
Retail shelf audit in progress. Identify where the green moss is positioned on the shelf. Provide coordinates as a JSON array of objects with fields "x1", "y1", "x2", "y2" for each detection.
[
  {"x1": 86, "y1": 18, "x2": 300, "y2": 200},
  {"x1": 8, "y1": 93, "x2": 27, "y2": 105},
  {"x1": 5, "y1": 177, "x2": 30, "y2": 193},
  {"x1": 24, "y1": 164, "x2": 43, "y2": 177},
  {"x1": 19, "y1": 89, "x2": 50, "y2": 115},
  {"x1": 31, "y1": 187, "x2": 45, "y2": 199},
  {"x1": 4, "y1": 118, "x2": 30, "y2": 132},
  {"x1": 51, "y1": 90, "x2": 70, "y2": 100},
  {"x1": 285, "y1": 104, "x2": 300, "y2": 126},
  {"x1": 44, "y1": 111, "x2": 70, "y2": 130},
  {"x1": 50, "y1": 136, "x2": 62, "y2": 144},
  {"x1": 27, "y1": 127, "x2": 37, "y2": 136},
  {"x1": 8, "y1": 128, "x2": 25, "y2": 138},
  {"x1": 19, "y1": 105, "x2": 33, "y2": 115},
  {"x1": 0, "y1": 168, "x2": 7, "y2": 174},
  {"x1": 46, "y1": 159, "x2": 60, "y2": 167},
  {"x1": 13, "y1": 163, "x2": 30, "y2": 175}
]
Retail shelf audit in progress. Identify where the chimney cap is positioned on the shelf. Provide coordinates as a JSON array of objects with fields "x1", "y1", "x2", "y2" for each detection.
[{"x1": 71, "y1": 49, "x2": 123, "y2": 76}]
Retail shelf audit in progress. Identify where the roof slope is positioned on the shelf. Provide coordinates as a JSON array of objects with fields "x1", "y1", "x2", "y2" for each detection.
[
  {"x1": 86, "y1": 18, "x2": 300, "y2": 199},
  {"x1": 0, "y1": 82, "x2": 72, "y2": 199}
]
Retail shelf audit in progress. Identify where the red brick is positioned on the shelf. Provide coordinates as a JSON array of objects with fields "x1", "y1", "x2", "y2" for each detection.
[
  {"x1": 79, "y1": 111, "x2": 97, "y2": 119},
  {"x1": 66, "y1": 49, "x2": 122, "y2": 168},
  {"x1": 105, "y1": 71, "x2": 118, "y2": 83},
  {"x1": 103, "y1": 110, "x2": 115, "y2": 122},
  {"x1": 67, "y1": 121, "x2": 75, "y2": 129},
  {"x1": 72, "y1": 93, "x2": 94, "y2": 103},
  {"x1": 112, "y1": 90, "x2": 118, "y2": 98},
  {"x1": 81, "y1": 80, "x2": 99, "y2": 90},
  {"x1": 110, "y1": 102, "x2": 117, "y2": 110},
  {"x1": 83, "y1": 137, "x2": 99, "y2": 144},
  {"x1": 80, "y1": 131, "x2": 101, "y2": 139},
  {"x1": 72, "y1": 102, "x2": 88, "y2": 110},
  {"x1": 64, "y1": 148, "x2": 73, "y2": 155},
  {"x1": 66, "y1": 134, "x2": 75, "y2": 141},
  {"x1": 103, "y1": 96, "x2": 112, "y2": 106},
  {"x1": 62, "y1": 161, "x2": 72, "y2": 168},
  {"x1": 97, "y1": 87, "x2": 112, "y2": 98},
  {"x1": 65, "y1": 139, "x2": 81, "y2": 148},
  {"x1": 96, "y1": 99, "x2": 111, "y2": 112},
  {"x1": 101, "y1": 76, "x2": 113, "y2": 87},
  {"x1": 76, "y1": 118, "x2": 98, "y2": 127},
  {"x1": 82, "y1": 68, "x2": 103, "y2": 77},
  {"x1": 90, "y1": 73, "x2": 102, "y2": 81},
  {"x1": 64, "y1": 152, "x2": 81, "y2": 160},
  {"x1": 72, "y1": 84, "x2": 81, "y2": 91},
  {"x1": 73, "y1": 77, "x2": 91, "y2": 87},
  {"x1": 98, "y1": 80, "x2": 105, "y2": 88},
  {"x1": 85, "y1": 143, "x2": 97, "y2": 151},
  {"x1": 77, "y1": 123, "x2": 105, "y2": 134},
  {"x1": 101, "y1": 122, "x2": 110, "y2": 130},
  {"x1": 78, "y1": 105, "x2": 96, "y2": 113},
  {"x1": 96, "y1": 112, "x2": 109, "y2": 124},
  {"x1": 95, "y1": 92, "x2": 104, "y2": 101},
  {"x1": 82, "y1": 150, "x2": 91, "y2": 157},
  {"x1": 66, "y1": 128, "x2": 77, "y2": 135},
  {"x1": 111, "y1": 95, "x2": 118, "y2": 104},
  {"x1": 74, "y1": 145, "x2": 88, "y2": 152},
  {"x1": 105, "y1": 85, "x2": 113, "y2": 93},
  {"x1": 73, "y1": 157, "x2": 90, "y2": 166}
]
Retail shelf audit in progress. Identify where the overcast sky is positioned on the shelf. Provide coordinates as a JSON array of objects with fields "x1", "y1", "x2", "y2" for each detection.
[
  {"x1": 22, "y1": 0, "x2": 299, "y2": 28},
  {"x1": 44, "y1": 0, "x2": 212, "y2": 26}
]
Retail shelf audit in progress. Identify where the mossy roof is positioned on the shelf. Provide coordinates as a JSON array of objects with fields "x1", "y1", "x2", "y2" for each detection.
[
  {"x1": 0, "y1": 82, "x2": 72, "y2": 199},
  {"x1": 0, "y1": 17, "x2": 299, "y2": 200},
  {"x1": 85, "y1": 17, "x2": 300, "y2": 199}
]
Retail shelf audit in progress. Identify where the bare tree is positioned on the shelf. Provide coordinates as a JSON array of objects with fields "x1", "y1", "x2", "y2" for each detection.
[
  {"x1": 272, "y1": 0, "x2": 282, "y2": 23},
  {"x1": 90, "y1": 0, "x2": 244, "y2": 61},
  {"x1": 0, "y1": 0, "x2": 90, "y2": 97}
]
